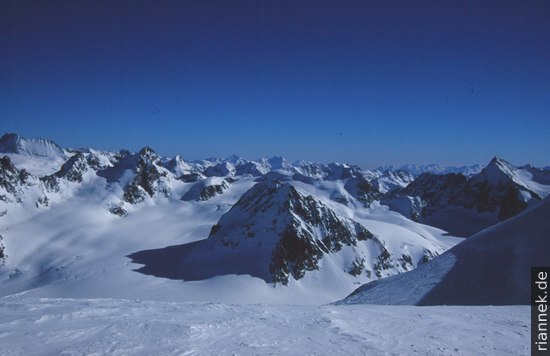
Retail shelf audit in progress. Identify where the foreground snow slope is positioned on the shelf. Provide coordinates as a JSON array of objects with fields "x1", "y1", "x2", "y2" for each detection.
[
  {"x1": 0, "y1": 297, "x2": 528, "y2": 356},
  {"x1": 340, "y1": 196, "x2": 550, "y2": 305}
]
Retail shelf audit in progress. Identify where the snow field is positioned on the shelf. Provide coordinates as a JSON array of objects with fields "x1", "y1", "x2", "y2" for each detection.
[{"x1": 0, "y1": 297, "x2": 529, "y2": 356}]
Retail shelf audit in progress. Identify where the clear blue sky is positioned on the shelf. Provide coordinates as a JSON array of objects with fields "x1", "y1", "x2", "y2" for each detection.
[{"x1": 1, "y1": 0, "x2": 549, "y2": 168}]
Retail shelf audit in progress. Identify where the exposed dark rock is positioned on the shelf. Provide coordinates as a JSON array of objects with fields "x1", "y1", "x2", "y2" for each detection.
[
  {"x1": 121, "y1": 147, "x2": 171, "y2": 204},
  {"x1": 0, "y1": 234, "x2": 5, "y2": 261},
  {"x1": 108, "y1": 203, "x2": 127, "y2": 217},
  {"x1": 387, "y1": 158, "x2": 543, "y2": 235},
  {"x1": 344, "y1": 177, "x2": 383, "y2": 207},
  {"x1": 178, "y1": 173, "x2": 205, "y2": 183},
  {"x1": 209, "y1": 180, "x2": 376, "y2": 284},
  {"x1": 348, "y1": 258, "x2": 365, "y2": 276},
  {"x1": 0, "y1": 156, "x2": 33, "y2": 202},
  {"x1": 181, "y1": 179, "x2": 230, "y2": 201},
  {"x1": 41, "y1": 152, "x2": 105, "y2": 192}
]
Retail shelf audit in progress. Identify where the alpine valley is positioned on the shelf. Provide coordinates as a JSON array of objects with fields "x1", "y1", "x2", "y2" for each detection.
[{"x1": 0, "y1": 132, "x2": 546, "y2": 355}]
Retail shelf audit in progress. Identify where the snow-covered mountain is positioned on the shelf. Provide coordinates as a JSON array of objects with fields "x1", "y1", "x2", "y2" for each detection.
[
  {"x1": 375, "y1": 163, "x2": 482, "y2": 177},
  {"x1": 0, "y1": 132, "x2": 546, "y2": 307},
  {"x1": 131, "y1": 179, "x2": 446, "y2": 286},
  {"x1": 0, "y1": 133, "x2": 67, "y2": 159},
  {"x1": 339, "y1": 195, "x2": 550, "y2": 306},
  {"x1": 0, "y1": 133, "x2": 69, "y2": 176},
  {"x1": 180, "y1": 177, "x2": 231, "y2": 201},
  {"x1": 382, "y1": 157, "x2": 550, "y2": 236}
]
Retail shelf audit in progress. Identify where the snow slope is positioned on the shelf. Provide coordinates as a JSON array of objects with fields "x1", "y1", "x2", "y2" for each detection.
[
  {"x1": 0, "y1": 297, "x2": 528, "y2": 356},
  {"x1": 340, "y1": 196, "x2": 550, "y2": 305},
  {"x1": 0, "y1": 133, "x2": 537, "y2": 354},
  {"x1": 383, "y1": 157, "x2": 550, "y2": 236},
  {"x1": 0, "y1": 134, "x2": 461, "y2": 304},
  {"x1": 130, "y1": 179, "x2": 451, "y2": 288}
]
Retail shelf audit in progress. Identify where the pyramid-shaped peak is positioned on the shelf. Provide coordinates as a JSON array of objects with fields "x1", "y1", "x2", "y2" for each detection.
[
  {"x1": 225, "y1": 154, "x2": 244, "y2": 164},
  {"x1": 138, "y1": 146, "x2": 156, "y2": 156},
  {"x1": 477, "y1": 157, "x2": 516, "y2": 184},
  {"x1": 488, "y1": 156, "x2": 510, "y2": 167},
  {"x1": 235, "y1": 179, "x2": 296, "y2": 211},
  {"x1": 137, "y1": 146, "x2": 162, "y2": 165},
  {"x1": 203, "y1": 178, "x2": 374, "y2": 284}
]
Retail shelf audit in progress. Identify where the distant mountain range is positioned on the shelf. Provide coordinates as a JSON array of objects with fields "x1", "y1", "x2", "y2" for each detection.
[{"x1": 1, "y1": 132, "x2": 549, "y2": 303}]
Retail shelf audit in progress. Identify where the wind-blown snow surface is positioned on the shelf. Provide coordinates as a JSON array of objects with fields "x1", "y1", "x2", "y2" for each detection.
[
  {"x1": 0, "y1": 297, "x2": 528, "y2": 356},
  {"x1": 340, "y1": 196, "x2": 550, "y2": 306}
]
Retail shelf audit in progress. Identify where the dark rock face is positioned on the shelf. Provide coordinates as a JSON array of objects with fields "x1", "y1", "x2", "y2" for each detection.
[
  {"x1": 203, "y1": 162, "x2": 233, "y2": 177},
  {"x1": 178, "y1": 173, "x2": 204, "y2": 183},
  {"x1": 344, "y1": 177, "x2": 383, "y2": 207},
  {"x1": 198, "y1": 182, "x2": 229, "y2": 201},
  {"x1": 122, "y1": 147, "x2": 171, "y2": 204},
  {"x1": 208, "y1": 180, "x2": 374, "y2": 285},
  {"x1": 0, "y1": 156, "x2": 32, "y2": 203},
  {"x1": 0, "y1": 234, "x2": 5, "y2": 261},
  {"x1": 108, "y1": 203, "x2": 127, "y2": 217},
  {"x1": 234, "y1": 162, "x2": 265, "y2": 177},
  {"x1": 394, "y1": 158, "x2": 542, "y2": 222},
  {"x1": 181, "y1": 179, "x2": 230, "y2": 201},
  {"x1": 41, "y1": 152, "x2": 105, "y2": 192}
]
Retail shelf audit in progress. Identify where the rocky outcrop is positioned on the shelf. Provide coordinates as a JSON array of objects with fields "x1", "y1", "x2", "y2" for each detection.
[{"x1": 0, "y1": 156, "x2": 33, "y2": 203}]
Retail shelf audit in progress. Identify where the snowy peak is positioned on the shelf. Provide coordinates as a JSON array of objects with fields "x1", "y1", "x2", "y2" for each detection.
[
  {"x1": 367, "y1": 169, "x2": 415, "y2": 194},
  {"x1": 234, "y1": 161, "x2": 269, "y2": 177},
  {"x1": 384, "y1": 157, "x2": 548, "y2": 235},
  {"x1": 40, "y1": 151, "x2": 112, "y2": 194},
  {"x1": 206, "y1": 179, "x2": 375, "y2": 284},
  {"x1": 0, "y1": 156, "x2": 33, "y2": 202},
  {"x1": 343, "y1": 177, "x2": 382, "y2": 207},
  {"x1": 122, "y1": 147, "x2": 172, "y2": 204},
  {"x1": 130, "y1": 179, "x2": 386, "y2": 286},
  {"x1": 55, "y1": 152, "x2": 104, "y2": 181},
  {"x1": 0, "y1": 133, "x2": 66, "y2": 159},
  {"x1": 97, "y1": 146, "x2": 173, "y2": 205},
  {"x1": 137, "y1": 146, "x2": 161, "y2": 165},
  {"x1": 473, "y1": 157, "x2": 518, "y2": 186},
  {"x1": 203, "y1": 162, "x2": 235, "y2": 177},
  {"x1": 340, "y1": 196, "x2": 550, "y2": 306},
  {"x1": 162, "y1": 155, "x2": 195, "y2": 176}
]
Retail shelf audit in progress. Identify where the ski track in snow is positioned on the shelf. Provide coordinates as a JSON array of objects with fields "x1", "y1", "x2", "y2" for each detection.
[{"x1": 0, "y1": 297, "x2": 529, "y2": 356}]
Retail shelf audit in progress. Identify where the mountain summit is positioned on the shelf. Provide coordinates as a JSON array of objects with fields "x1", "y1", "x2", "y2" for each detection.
[
  {"x1": 339, "y1": 195, "x2": 550, "y2": 305},
  {"x1": 0, "y1": 133, "x2": 66, "y2": 159},
  {"x1": 384, "y1": 157, "x2": 548, "y2": 236},
  {"x1": 129, "y1": 179, "x2": 448, "y2": 286}
]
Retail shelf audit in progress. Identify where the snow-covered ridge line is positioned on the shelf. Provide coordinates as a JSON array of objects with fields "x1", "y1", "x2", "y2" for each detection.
[
  {"x1": 0, "y1": 132, "x2": 496, "y2": 180},
  {"x1": 339, "y1": 195, "x2": 550, "y2": 306},
  {"x1": 0, "y1": 132, "x2": 548, "y2": 304}
]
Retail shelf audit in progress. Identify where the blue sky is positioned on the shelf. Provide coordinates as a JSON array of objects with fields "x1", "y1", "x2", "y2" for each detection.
[{"x1": 1, "y1": 0, "x2": 549, "y2": 168}]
